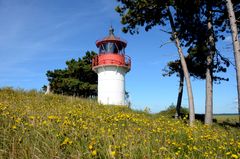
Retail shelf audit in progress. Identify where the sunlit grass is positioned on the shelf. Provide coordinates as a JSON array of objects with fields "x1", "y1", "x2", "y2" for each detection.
[
  {"x1": 0, "y1": 88, "x2": 239, "y2": 158},
  {"x1": 214, "y1": 114, "x2": 239, "y2": 125}
]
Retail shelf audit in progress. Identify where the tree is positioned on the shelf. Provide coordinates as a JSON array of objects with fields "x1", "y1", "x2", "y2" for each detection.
[
  {"x1": 163, "y1": 50, "x2": 229, "y2": 119},
  {"x1": 116, "y1": 0, "x2": 237, "y2": 125},
  {"x1": 225, "y1": 0, "x2": 240, "y2": 123},
  {"x1": 116, "y1": 0, "x2": 195, "y2": 126},
  {"x1": 203, "y1": 0, "x2": 215, "y2": 125},
  {"x1": 173, "y1": 0, "x2": 233, "y2": 125},
  {"x1": 163, "y1": 59, "x2": 184, "y2": 119},
  {"x1": 45, "y1": 51, "x2": 97, "y2": 98}
]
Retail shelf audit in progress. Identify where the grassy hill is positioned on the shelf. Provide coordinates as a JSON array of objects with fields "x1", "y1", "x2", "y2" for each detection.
[{"x1": 0, "y1": 88, "x2": 239, "y2": 159}]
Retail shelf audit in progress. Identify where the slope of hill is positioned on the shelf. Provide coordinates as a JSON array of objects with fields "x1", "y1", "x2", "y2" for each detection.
[{"x1": 0, "y1": 88, "x2": 239, "y2": 158}]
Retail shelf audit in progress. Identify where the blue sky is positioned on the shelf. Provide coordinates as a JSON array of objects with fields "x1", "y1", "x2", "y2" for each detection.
[{"x1": 0, "y1": 0, "x2": 238, "y2": 114}]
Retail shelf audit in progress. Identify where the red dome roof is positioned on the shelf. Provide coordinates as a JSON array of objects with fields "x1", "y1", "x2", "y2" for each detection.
[{"x1": 96, "y1": 27, "x2": 127, "y2": 47}]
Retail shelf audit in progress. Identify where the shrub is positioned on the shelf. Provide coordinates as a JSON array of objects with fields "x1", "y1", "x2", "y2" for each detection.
[{"x1": 158, "y1": 104, "x2": 189, "y2": 118}]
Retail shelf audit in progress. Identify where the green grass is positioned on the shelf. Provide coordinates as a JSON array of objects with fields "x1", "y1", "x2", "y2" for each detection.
[
  {"x1": 214, "y1": 114, "x2": 239, "y2": 125},
  {"x1": 0, "y1": 88, "x2": 240, "y2": 159}
]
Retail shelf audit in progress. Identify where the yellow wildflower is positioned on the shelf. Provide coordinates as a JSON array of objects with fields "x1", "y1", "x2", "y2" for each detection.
[
  {"x1": 61, "y1": 137, "x2": 72, "y2": 146},
  {"x1": 29, "y1": 115, "x2": 35, "y2": 120},
  {"x1": 89, "y1": 144, "x2": 93, "y2": 150},
  {"x1": 91, "y1": 150, "x2": 97, "y2": 156},
  {"x1": 231, "y1": 154, "x2": 239, "y2": 159},
  {"x1": 15, "y1": 118, "x2": 21, "y2": 123},
  {"x1": 159, "y1": 146, "x2": 167, "y2": 151},
  {"x1": 110, "y1": 151, "x2": 116, "y2": 157}
]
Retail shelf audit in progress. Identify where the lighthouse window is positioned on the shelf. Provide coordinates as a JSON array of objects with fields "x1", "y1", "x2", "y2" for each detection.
[
  {"x1": 118, "y1": 43, "x2": 125, "y2": 54},
  {"x1": 120, "y1": 47, "x2": 125, "y2": 54},
  {"x1": 99, "y1": 42, "x2": 125, "y2": 54},
  {"x1": 105, "y1": 42, "x2": 115, "y2": 53},
  {"x1": 99, "y1": 45, "x2": 106, "y2": 53}
]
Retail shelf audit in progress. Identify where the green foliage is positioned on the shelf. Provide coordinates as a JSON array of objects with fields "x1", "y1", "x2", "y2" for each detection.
[
  {"x1": 115, "y1": 0, "x2": 240, "y2": 35},
  {"x1": 115, "y1": 0, "x2": 168, "y2": 34},
  {"x1": 158, "y1": 104, "x2": 189, "y2": 118},
  {"x1": 116, "y1": 0, "x2": 233, "y2": 83},
  {"x1": 1, "y1": 89, "x2": 239, "y2": 158},
  {"x1": 163, "y1": 52, "x2": 230, "y2": 83},
  {"x1": 188, "y1": 46, "x2": 230, "y2": 83},
  {"x1": 46, "y1": 51, "x2": 97, "y2": 97},
  {"x1": 173, "y1": 0, "x2": 233, "y2": 83},
  {"x1": 174, "y1": 0, "x2": 240, "y2": 46}
]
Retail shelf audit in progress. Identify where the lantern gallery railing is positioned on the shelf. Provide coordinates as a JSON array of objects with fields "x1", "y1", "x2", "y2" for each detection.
[{"x1": 92, "y1": 54, "x2": 131, "y2": 71}]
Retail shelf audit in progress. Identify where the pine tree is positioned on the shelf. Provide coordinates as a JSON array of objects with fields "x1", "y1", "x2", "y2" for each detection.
[{"x1": 45, "y1": 51, "x2": 97, "y2": 98}]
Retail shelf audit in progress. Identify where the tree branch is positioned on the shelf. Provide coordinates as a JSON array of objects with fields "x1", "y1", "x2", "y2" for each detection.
[
  {"x1": 216, "y1": 50, "x2": 236, "y2": 70},
  {"x1": 159, "y1": 29, "x2": 172, "y2": 34},
  {"x1": 211, "y1": 10, "x2": 225, "y2": 13},
  {"x1": 159, "y1": 40, "x2": 174, "y2": 48}
]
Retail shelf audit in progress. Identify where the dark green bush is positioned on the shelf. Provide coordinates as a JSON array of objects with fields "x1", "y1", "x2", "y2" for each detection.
[{"x1": 157, "y1": 104, "x2": 189, "y2": 118}]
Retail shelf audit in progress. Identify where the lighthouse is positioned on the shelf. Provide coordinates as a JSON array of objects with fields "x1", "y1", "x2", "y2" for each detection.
[{"x1": 92, "y1": 27, "x2": 131, "y2": 105}]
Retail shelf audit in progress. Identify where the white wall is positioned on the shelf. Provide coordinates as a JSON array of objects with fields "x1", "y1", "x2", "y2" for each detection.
[{"x1": 95, "y1": 66, "x2": 127, "y2": 105}]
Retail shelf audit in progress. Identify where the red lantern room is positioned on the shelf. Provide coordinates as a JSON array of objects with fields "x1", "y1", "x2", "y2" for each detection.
[{"x1": 92, "y1": 27, "x2": 131, "y2": 71}]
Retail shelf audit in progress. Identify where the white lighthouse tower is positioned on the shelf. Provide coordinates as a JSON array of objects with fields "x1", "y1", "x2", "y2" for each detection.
[{"x1": 92, "y1": 27, "x2": 131, "y2": 105}]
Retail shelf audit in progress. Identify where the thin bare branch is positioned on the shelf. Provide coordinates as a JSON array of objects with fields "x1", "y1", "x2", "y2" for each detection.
[
  {"x1": 159, "y1": 29, "x2": 171, "y2": 34},
  {"x1": 212, "y1": 10, "x2": 225, "y2": 13},
  {"x1": 159, "y1": 41, "x2": 173, "y2": 48},
  {"x1": 216, "y1": 50, "x2": 236, "y2": 70}
]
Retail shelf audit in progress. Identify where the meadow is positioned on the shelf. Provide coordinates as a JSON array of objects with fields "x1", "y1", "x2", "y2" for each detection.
[
  {"x1": 214, "y1": 114, "x2": 239, "y2": 125},
  {"x1": 0, "y1": 88, "x2": 239, "y2": 159}
]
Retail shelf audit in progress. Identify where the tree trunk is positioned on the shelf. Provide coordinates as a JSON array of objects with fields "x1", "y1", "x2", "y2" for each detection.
[
  {"x1": 205, "y1": 58, "x2": 213, "y2": 125},
  {"x1": 205, "y1": 3, "x2": 215, "y2": 125},
  {"x1": 167, "y1": 6, "x2": 195, "y2": 126},
  {"x1": 175, "y1": 70, "x2": 184, "y2": 119},
  {"x1": 226, "y1": 0, "x2": 240, "y2": 124}
]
